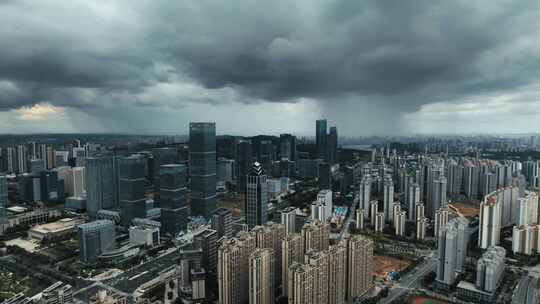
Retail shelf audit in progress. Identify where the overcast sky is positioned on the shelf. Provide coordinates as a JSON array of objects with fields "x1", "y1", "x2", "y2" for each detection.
[{"x1": 1, "y1": 1, "x2": 540, "y2": 136}]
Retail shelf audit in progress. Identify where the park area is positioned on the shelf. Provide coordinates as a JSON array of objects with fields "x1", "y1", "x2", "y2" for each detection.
[{"x1": 373, "y1": 255, "x2": 412, "y2": 279}]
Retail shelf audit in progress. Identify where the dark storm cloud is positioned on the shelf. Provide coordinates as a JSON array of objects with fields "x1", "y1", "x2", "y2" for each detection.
[{"x1": 1, "y1": 0, "x2": 540, "y2": 118}]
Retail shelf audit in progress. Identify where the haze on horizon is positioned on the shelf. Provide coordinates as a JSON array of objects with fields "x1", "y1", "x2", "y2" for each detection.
[{"x1": 1, "y1": 1, "x2": 540, "y2": 136}]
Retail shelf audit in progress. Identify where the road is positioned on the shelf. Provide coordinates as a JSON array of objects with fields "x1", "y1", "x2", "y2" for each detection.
[
  {"x1": 338, "y1": 197, "x2": 358, "y2": 241},
  {"x1": 377, "y1": 252, "x2": 437, "y2": 304}
]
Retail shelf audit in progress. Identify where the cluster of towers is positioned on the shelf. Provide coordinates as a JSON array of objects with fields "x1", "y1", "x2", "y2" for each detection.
[{"x1": 218, "y1": 220, "x2": 373, "y2": 304}]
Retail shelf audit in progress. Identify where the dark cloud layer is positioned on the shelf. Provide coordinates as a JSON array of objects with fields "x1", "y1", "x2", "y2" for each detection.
[{"x1": 1, "y1": 0, "x2": 540, "y2": 133}]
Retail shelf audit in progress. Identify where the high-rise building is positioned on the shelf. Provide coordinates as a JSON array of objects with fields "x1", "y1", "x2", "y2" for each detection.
[
  {"x1": 375, "y1": 212, "x2": 385, "y2": 233},
  {"x1": 256, "y1": 140, "x2": 274, "y2": 177},
  {"x1": 78, "y1": 220, "x2": 116, "y2": 263},
  {"x1": 383, "y1": 176, "x2": 394, "y2": 222},
  {"x1": 434, "y1": 208, "x2": 449, "y2": 237},
  {"x1": 159, "y1": 164, "x2": 189, "y2": 235},
  {"x1": 288, "y1": 262, "x2": 317, "y2": 304},
  {"x1": 306, "y1": 250, "x2": 329, "y2": 304},
  {"x1": 318, "y1": 162, "x2": 331, "y2": 190},
  {"x1": 235, "y1": 139, "x2": 252, "y2": 193},
  {"x1": 118, "y1": 155, "x2": 147, "y2": 227},
  {"x1": 391, "y1": 202, "x2": 401, "y2": 225},
  {"x1": 281, "y1": 207, "x2": 297, "y2": 235},
  {"x1": 356, "y1": 209, "x2": 365, "y2": 230},
  {"x1": 436, "y1": 218, "x2": 469, "y2": 286},
  {"x1": 345, "y1": 234, "x2": 374, "y2": 301},
  {"x1": 252, "y1": 222, "x2": 285, "y2": 287},
  {"x1": 16, "y1": 144, "x2": 28, "y2": 174},
  {"x1": 279, "y1": 134, "x2": 297, "y2": 161},
  {"x1": 408, "y1": 183, "x2": 421, "y2": 221},
  {"x1": 517, "y1": 192, "x2": 539, "y2": 226},
  {"x1": 249, "y1": 249, "x2": 275, "y2": 304},
  {"x1": 218, "y1": 231, "x2": 256, "y2": 304},
  {"x1": 86, "y1": 157, "x2": 117, "y2": 218},
  {"x1": 327, "y1": 241, "x2": 347, "y2": 304},
  {"x1": 152, "y1": 147, "x2": 177, "y2": 197},
  {"x1": 217, "y1": 158, "x2": 235, "y2": 184},
  {"x1": 316, "y1": 119, "x2": 328, "y2": 161},
  {"x1": 369, "y1": 200, "x2": 378, "y2": 226},
  {"x1": 415, "y1": 202, "x2": 425, "y2": 222},
  {"x1": 327, "y1": 126, "x2": 338, "y2": 164},
  {"x1": 395, "y1": 211, "x2": 406, "y2": 236},
  {"x1": 282, "y1": 233, "x2": 304, "y2": 297},
  {"x1": 194, "y1": 228, "x2": 218, "y2": 272},
  {"x1": 429, "y1": 177, "x2": 447, "y2": 219},
  {"x1": 0, "y1": 175, "x2": 7, "y2": 225},
  {"x1": 301, "y1": 220, "x2": 330, "y2": 252},
  {"x1": 189, "y1": 122, "x2": 217, "y2": 218},
  {"x1": 512, "y1": 224, "x2": 540, "y2": 255},
  {"x1": 72, "y1": 167, "x2": 86, "y2": 197},
  {"x1": 416, "y1": 217, "x2": 429, "y2": 240},
  {"x1": 523, "y1": 160, "x2": 540, "y2": 188},
  {"x1": 311, "y1": 190, "x2": 332, "y2": 222},
  {"x1": 463, "y1": 163, "x2": 480, "y2": 200},
  {"x1": 479, "y1": 195, "x2": 502, "y2": 249},
  {"x1": 211, "y1": 207, "x2": 234, "y2": 239},
  {"x1": 246, "y1": 162, "x2": 268, "y2": 228},
  {"x1": 358, "y1": 177, "x2": 371, "y2": 218},
  {"x1": 476, "y1": 246, "x2": 506, "y2": 293}
]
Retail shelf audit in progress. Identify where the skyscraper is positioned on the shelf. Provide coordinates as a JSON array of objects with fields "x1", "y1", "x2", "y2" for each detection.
[
  {"x1": 327, "y1": 241, "x2": 347, "y2": 304},
  {"x1": 375, "y1": 212, "x2": 385, "y2": 233},
  {"x1": 279, "y1": 134, "x2": 297, "y2": 161},
  {"x1": 159, "y1": 164, "x2": 189, "y2": 235},
  {"x1": 429, "y1": 177, "x2": 447, "y2": 219},
  {"x1": 235, "y1": 139, "x2": 252, "y2": 193},
  {"x1": 252, "y1": 222, "x2": 285, "y2": 287},
  {"x1": 218, "y1": 231, "x2": 256, "y2": 304},
  {"x1": 86, "y1": 157, "x2": 117, "y2": 218},
  {"x1": 288, "y1": 262, "x2": 317, "y2": 304},
  {"x1": 395, "y1": 211, "x2": 406, "y2": 236},
  {"x1": 416, "y1": 217, "x2": 428, "y2": 240},
  {"x1": 306, "y1": 250, "x2": 330, "y2": 304},
  {"x1": 436, "y1": 218, "x2": 469, "y2": 286},
  {"x1": 256, "y1": 140, "x2": 274, "y2": 176},
  {"x1": 345, "y1": 234, "x2": 374, "y2": 301},
  {"x1": 249, "y1": 248, "x2": 275, "y2": 304},
  {"x1": 476, "y1": 246, "x2": 506, "y2": 293},
  {"x1": 78, "y1": 220, "x2": 116, "y2": 263},
  {"x1": 246, "y1": 162, "x2": 268, "y2": 228},
  {"x1": 190, "y1": 122, "x2": 217, "y2": 218},
  {"x1": 479, "y1": 195, "x2": 502, "y2": 249},
  {"x1": 369, "y1": 200, "x2": 378, "y2": 226},
  {"x1": 301, "y1": 220, "x2": 330, "y2": 252},
  {"x1": 152, "y1": 147, "x2": 177, "y2": 198},
  {"x1": 434, "y1": 208, "x2": 449, "y2": 237},
  {"x1": 282, "y1": 233, "x2": 304, "y2": 297},
  {"x1": 119, "y1": 155, "x2": 147, "y2": 227},
  {"x1": 316, "y1": 119, "x2": 328, "y2": 161},
  {"x1": 281, "y1": 207, "x2": 297, "y2": 235},
  {"x1": 0, "y1": 175, "x2": 7, "y2": 225},
  {"x1": 327, "y1": 126, "x2": 338, "y2": 164},
  {"x1": 408, "y1": 183, "x2": 421, "y2": 221},
  {"x1": 356, "y1": 209, "x2": 365, "y2": 230},
  {"x1": 211, "y1": 207, "x2": 234, "y2": 239},
  {"x1": 318, "y1": 162, "x2": 331, "y2": 190},
  {"x1": 358, "y1": 177, "x2": 371, "y2": 219},
  {"x1": 383, "y1": 176, "x2": 394, "y2": 221}
]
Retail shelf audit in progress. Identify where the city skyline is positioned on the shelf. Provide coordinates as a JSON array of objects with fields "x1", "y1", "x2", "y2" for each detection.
[{"x1": 2, "y1": 1, "x2": 540, "y2": 135}]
